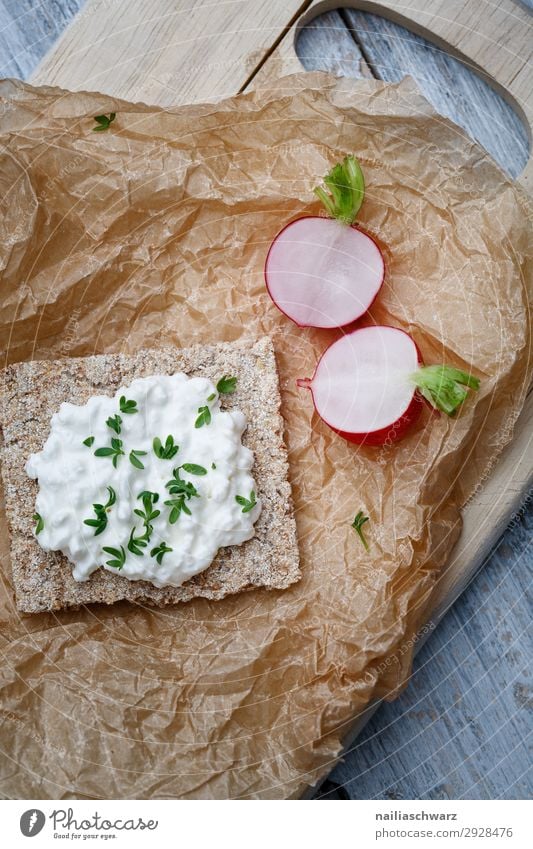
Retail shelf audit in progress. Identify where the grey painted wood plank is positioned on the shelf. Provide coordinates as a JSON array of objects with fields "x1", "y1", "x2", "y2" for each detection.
[
  {"x1": 0, "y1": 0, "x2": 530, "y2": 801},
  {"x1": 296, "y1": 9, "x2": 529, "y2": 178},
  {"x1": 295, "y1": 10, "x2": 370, "y2": 78},
  {"x1": 0, "y1": 0, "x2": 84, "y2": 79}
]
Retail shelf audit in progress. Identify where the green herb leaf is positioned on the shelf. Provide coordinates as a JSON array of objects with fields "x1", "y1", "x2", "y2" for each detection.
[
  {"x1": 85, "y1": 509, "x2": 107, "y2": 536},
  {"x1": 102, "y1": 544, "x2": 126, "y2": 570},
  {"x1": 351, "y1": 511, "x2": 370, "y2": 551},
  {"x1": 133, "y1": 491, "x2": 160, "y2": 542},
  {"x1": 164, "y1": 496, "x2": 191, "y2": 524},
  {"x1": 195, "y1": 405, "x2": 211, "y2": 428},
  {"x1": 92, "y1": 112, "x2": 116, "y2": 132},
  {"x1": 165, "y1": 467, "x2": 199, "y2": 499},
  {"x1": 411, "y1": 365, "x2": 480, "y2": 416},
  {"x1": 33, "y1": 512, "x2": 44, "y2": 534},
  {"x1": 216, "y1": 375, "x2": 237, "y2": 395},
  {"x1": 207, "y1": 393, "x2": 216, "y2": 402},
  {"x1": 82, "y1": 436, "x2": 95, "y2": 447},
  {"x1": 137, "y1": 490, "x2": 159, "y2": 504},
  {"x1": 235, "y1": 490, "x2": 257, "y2": 514},
  {"x1": 119, "y1": 395, "x2": 138, "y2": 414},
  {"x1": 94, "y1": 438, "x2": 125, "y2": 467},
  {"x1": 182, "y1": 463, "x2": 207, "y2": 476},
  {"x1": 313, "y1": 154, "x2": 365, "y2": 225},
  {"x1": 127, "y1": 527, "x2": 148, "y2": 556},
  {"x1": 153, "y1": 434, "x2": 179, "y2": 460},
  {"x1": 104, "y1": 486, "x2": 117, "y2": 509},
  {"x1": 150, "y1": 542, "x2": 173, "y2": 565},
  {"x1": 106, "y1": 413, "x2": 122, "y2": 434},
  {"x1": 83, "y1": 487, "x2": 117, "y2": 536},
  {"x1": 129, "y1": 449, "x2": 147, "y2": 469},
  {"x1": 211, "y1": 462, "x2": 217, "y2": 470}
]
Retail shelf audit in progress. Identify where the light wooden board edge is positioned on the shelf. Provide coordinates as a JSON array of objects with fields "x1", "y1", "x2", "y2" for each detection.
[
  {"x1": 27, "y1": 0, "x2": 533, "y2": 797},
  {"x1": 30, "y1": 0, "x2": 311, "y2": 109}
]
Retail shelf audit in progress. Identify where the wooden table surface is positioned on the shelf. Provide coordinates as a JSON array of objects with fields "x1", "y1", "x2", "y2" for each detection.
[{"x1": 0, "y1": 0, "x2": 531, "y2": 800}]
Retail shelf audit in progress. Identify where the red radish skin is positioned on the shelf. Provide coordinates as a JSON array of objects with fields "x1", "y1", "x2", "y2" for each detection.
[
  {"x1": 298, "y1": 326, "x2": 425, "y2": 446},
  {"x1": 265, "y1": 216, "x2": 385, "y2": 329}
]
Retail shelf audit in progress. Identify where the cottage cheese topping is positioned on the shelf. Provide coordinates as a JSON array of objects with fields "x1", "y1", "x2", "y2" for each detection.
[{"x1": 26, "y1": 373, "x2": 261, "y2": 588}]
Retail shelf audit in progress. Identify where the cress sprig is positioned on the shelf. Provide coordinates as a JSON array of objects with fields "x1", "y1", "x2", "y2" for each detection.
[
  {"x1": 102, "y1": 545, "x2": 126, "y2": 570},
  {"x1": 84, "y1": 486, "x2": 117, "y2": 536},
  {"x1": 153, "y1": 435, "x2": 179, "y2": 460},
  {"x1": 195, "y1": 405, "x2": 211, "y2": 428},
  {"x1": 351, "y1": 511, "x2": 370, "y2": 551},
  {"x1": 119, "y1": 395, "x2": 138, "y2": 414},
  {"x1": 164, "y1": 495, "x2": 192, "y2": 524},
  {"x1": 134, "y1": 491, "x2": 160, "y2": 543},
  {"x1": 106, "y1": 413, "x2": 122, "y2": 435},
  {"x1": 164, "y1": 465, "x2": 205, "y2": 523},
  {"x1": 94, "y1": 437, "x2": 125, "y2": 468},
  {"x1": 235, "y1": 491, "x2": 256, "y2": 513},
  {"x1": 127, "y1": 527, "x2": 149, "y2": 556},
  {"x1": 216, "y1": 375, "x2": 237, "y2": 395},
  {"x1": 150, "y1": 542, "x2": 173, "y2": 565},
  {"x1": 93, "y1": 113, "x2": 116, "y2": 132},
  {"x1": 165, "y1": 465, "x2": 206, "y2": 496},
  {"x1": 129, "y1": 448, "x2": 147, "y2": 469}
]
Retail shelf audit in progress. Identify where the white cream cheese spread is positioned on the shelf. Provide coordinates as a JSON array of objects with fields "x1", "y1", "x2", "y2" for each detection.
[{"x1": 26, "y1": 373, "x2": 261, "y2": 588}]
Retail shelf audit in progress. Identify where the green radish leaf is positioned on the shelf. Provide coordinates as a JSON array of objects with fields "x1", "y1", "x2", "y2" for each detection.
[{"x1": 313, "y1": 155, "x2": 365, "y2": 225}]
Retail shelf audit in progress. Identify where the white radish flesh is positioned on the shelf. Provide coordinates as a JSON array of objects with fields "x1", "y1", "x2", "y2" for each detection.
[
  {"x1": 308, "y1": 327, "x2": 419, "y2": 434},
  {"x1": 265, "y1": 216, "x2": 385, "y2": 329}
]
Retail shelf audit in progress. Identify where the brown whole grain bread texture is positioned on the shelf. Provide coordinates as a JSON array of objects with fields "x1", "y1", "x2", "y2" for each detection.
[{"x1": 0, "y1": 336, "x2": 300, "y2": 613}]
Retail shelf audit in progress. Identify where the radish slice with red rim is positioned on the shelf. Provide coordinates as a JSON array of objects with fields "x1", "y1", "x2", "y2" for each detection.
[
  {"x1": 298, "y1": 326, "x2": 480, "y2": 446},
  {"x1": 265, "y1": 154, "x2": 385, "y2": 329},
  {"x1": 265, "y1": 216, "x2": 385, "y2": 328}
]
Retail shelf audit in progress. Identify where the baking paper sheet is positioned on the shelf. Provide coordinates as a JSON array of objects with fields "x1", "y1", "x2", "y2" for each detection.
[{"x1": 0, "y1": 72, "x2": 531, "y2": 799}]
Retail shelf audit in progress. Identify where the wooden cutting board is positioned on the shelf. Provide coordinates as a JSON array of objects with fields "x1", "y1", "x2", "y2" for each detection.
[{"x1": 30, "y1": 0, "x2": 533, "y2": 793}]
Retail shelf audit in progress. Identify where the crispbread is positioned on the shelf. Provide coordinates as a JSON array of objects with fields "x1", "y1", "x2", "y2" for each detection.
[{"x1": 0, "y1": 336, "x2": 300, "y2": 613}]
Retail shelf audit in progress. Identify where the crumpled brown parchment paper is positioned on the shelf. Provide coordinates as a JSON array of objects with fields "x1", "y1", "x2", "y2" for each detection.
[{"x1": 0, "y1": 72, "x2": 531, "y2": 799}]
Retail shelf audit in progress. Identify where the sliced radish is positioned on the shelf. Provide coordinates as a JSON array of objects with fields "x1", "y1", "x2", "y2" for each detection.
[
  {"x1": 265, "y1": 217, "x2": 385, "y2": 328},
  {"x1": 264, "y1": 154, "x2": 385, "y2": 329},
  {"x1": 297, "y1": 326, "x2": 480, "y2": 446}
]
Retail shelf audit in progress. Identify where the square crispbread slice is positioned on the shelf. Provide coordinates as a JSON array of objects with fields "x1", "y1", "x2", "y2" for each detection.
[{"x1": 0, "y1": 336, "x2": 300, "y2": 613}]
